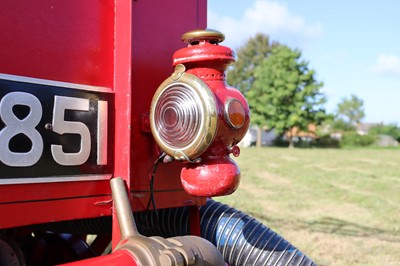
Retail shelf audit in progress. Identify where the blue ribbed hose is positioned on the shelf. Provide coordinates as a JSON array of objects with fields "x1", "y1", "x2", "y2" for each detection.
[{"x1": 199, "y1": 199, "x2": 316, "y2": 266}]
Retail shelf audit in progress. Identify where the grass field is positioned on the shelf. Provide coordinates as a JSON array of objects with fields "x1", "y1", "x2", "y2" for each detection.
[{"x1": 216, "y1": 147, "x2": 400, "y2": 266}]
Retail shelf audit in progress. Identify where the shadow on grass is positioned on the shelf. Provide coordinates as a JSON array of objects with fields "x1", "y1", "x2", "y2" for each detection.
[
  {"x1": 249, "y1": 212, "x2": 400, "y2": 243},
  {"x1": 308, "y1": 217, "x2": 400, "y2": 243}
]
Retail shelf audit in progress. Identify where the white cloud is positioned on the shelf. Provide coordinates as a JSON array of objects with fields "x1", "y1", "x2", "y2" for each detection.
[
  {"x1": 372, "y1": 54, "x2": 400, "y2": 76},
  {"x1": 208, "y1": 0, "x2": 323, "y2": 49}
]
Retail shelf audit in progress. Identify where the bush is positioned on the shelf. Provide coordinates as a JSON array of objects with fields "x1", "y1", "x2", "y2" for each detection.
[
  {"x1": 314, "y1": 135, "x2": 340, "y2": 148},
  {"x1": 272, "y1": 136, "x2": 290, "y2": 147},
  {"x1": 340, "y1": 132, "x2": 376, "y2": 147},
  {"x1": 271, "y1": 135, "x2": 340, "y2": 148},
  {"x1": 369, "y1": 123, "x2": 400, "y2": 142}
]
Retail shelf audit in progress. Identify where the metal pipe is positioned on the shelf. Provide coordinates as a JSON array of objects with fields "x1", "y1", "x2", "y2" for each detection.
[{"x1": 110, "y1": 177, "x2": 139, "y2": 239}]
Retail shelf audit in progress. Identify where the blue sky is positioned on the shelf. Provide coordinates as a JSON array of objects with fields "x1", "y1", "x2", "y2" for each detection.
[{"x1": 208, "y1": 0, "x2": 400, "y2": 124}]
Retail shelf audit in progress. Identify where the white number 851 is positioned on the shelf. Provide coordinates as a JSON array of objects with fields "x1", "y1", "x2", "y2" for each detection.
[{"x1": 0, "y1": 92, "x2": 107, "y2": 167}]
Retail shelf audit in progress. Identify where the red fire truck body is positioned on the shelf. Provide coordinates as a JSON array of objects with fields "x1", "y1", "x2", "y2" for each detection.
[
  {"x1": 0, "y1": 1, "x2": 315, "y2": 265},
  {"x1": 0, "y1": 0, "x2": 207, "y2": 223}
]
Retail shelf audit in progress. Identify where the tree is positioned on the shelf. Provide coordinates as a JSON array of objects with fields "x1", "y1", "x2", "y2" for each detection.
[
  {"x1": 330, "y1": 118, "x2": 356, "y2": 132},
  {"x1": 227, "y1": 33, "x2": 277, "y2": 95},
  {"x1": 369, "y1": 123, "x2": 400, "y2": 141},
  {"x1": 248, "y1": 45, "x2": 327, "y2": 148},
  {"x1": 227, "y1": 34, "x2": 278, "y2": 147},
  {"x1": 336, "y1": 94, "x2": 365, "y2": 125}
]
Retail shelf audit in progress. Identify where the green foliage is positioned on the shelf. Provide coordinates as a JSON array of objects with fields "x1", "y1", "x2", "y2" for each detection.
[
  {"x1": 336, "y1": 94, "x2": 365, "y2": 125},
  {"x1": 272, "y1": 135, "x2": 340, "y2": 148},
  {"x1": 314, "y1": 135, "x2": 340, "y2": 148},
  {"x1": 323, "y1": 95, "x2": 364, "y2": 135},
  {"x1": 340, "y1": 132, "x2": 376, "y2": 147},
  {"x1": 369, "y1": 123, "x2": 400, "y2": 141},
  {"x1": 330, "y1": 118, "x2": 356, "y2": 132},
  {"x1": 227, "y1": 33, "x2": 276, "y2": 95},
  {"x1": 247, "y1": 45, "x2": 327, "y2": 135}
]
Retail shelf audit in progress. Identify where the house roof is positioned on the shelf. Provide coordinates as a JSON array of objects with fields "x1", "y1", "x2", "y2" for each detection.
[{"x1": 356, "y1": 123, "x2": 380, "y2": 133}]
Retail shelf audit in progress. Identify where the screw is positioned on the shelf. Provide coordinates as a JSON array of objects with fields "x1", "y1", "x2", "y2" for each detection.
[{"x1": 44, "y1": 123, "x2": 53, "y2": 130}]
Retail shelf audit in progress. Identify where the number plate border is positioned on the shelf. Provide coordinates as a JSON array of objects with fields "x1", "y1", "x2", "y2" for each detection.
[
  {"x1": 0, "y1": 174, "x2": 112, "y2": 185},
  {"x1": 0, "y1": 73, "x2": 114, "y2": 184},
  {"x1": 0, "y1": 73, "x2": 113, "y2": 93}
]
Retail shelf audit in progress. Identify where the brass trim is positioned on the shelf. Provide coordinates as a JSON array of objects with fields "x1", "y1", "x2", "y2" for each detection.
[
  {"x1": 182, "y1": 29, "x2": 225, "y2": 44},
  {"x1": 150, "y1": 65, "x2": 218, "y2": 161}
]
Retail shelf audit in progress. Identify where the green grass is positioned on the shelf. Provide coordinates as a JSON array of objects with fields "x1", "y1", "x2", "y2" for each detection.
[{"x1": 216, "y1": 147, "x2": 400, "y2": 266}]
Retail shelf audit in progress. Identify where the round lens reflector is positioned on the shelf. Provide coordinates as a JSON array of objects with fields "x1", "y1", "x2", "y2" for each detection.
[
  {"x1": 150, "y1": 69, "x2": 218, "y2": 161},
  {"x1": 225, "y1": 99, "x2": 245, "y2": 128},
  {"x1": 154, "y1": 84, "x2": 203, "y2": 149}
]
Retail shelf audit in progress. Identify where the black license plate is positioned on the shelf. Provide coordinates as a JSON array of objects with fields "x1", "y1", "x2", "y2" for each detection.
[{"x1": 0, "y1": 74, "x2": 114, "y2": 183}]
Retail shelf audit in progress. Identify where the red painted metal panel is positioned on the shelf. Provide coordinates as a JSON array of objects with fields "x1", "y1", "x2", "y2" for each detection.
[
  {"x1": 0, "y1": 0, "x2": 114, "y2": 88},
  {"x1": 112, "y1": 0, "x2": 132, "y2": 249},
  {"x1": 113, "y1": 0, "x2": 132, "y2": 187},
  {"x1": 129, "y1": 0, "x2": 208, "y2": 211},
  {"x1": 0, "y1": 0, "x2": 208, "y2": 229},
  {"x1": 60, "y1": 249, "x2": 138, "y2": 266},
  {"x1": 0, "y1": 181, "x2": 110, "y2": 203},
  {"x1": 0, "y1": 196, "x2": 111, "y2": 229},
  {"x1": 0, "y1": 0, "x2": 117, "y2": 228}
]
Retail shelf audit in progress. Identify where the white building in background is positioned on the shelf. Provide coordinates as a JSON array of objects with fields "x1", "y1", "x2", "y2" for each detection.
[
  {"x1": 356, "y1": 123, "x2": 379, "y2": 136},
  {"x1": 238, "y1": 125, "x2": 276, "y2": 147}
]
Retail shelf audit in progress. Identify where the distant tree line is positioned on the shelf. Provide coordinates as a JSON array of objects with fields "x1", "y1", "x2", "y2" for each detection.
[
  {"x1": 326, "y1": 95, "x2": 399, "y2": 147},
  {"x1": 228, "y1": 33, "x2": 399, "y2": 148}
]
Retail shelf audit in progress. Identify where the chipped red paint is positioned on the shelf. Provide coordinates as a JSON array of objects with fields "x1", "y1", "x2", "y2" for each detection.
[{"x1": 181, "y1": 156, "x2": 240, "y2": 197}]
